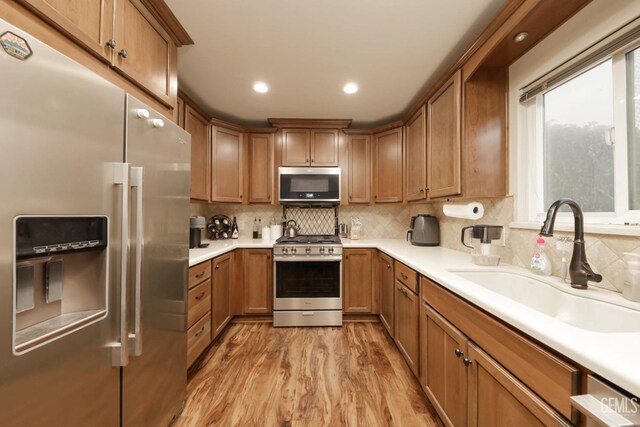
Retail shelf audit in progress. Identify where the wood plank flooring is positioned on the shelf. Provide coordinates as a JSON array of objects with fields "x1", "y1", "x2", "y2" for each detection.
[{"x1": 174, "y1": 322, "x2": 443, "y2": 427}]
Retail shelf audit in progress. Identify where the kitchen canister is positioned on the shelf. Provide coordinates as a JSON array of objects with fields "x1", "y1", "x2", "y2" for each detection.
[
  {"x1": 623, "y1": 253, "x2": 640, "y2": 302},
  {"x1": 261, "y1": 226, "x2": 271, "y2": 242}
]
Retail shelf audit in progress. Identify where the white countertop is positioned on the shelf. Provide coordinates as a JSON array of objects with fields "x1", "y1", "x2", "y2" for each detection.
[{"x1": 190, "y1": 237, "x2": 640, "y2": 397}]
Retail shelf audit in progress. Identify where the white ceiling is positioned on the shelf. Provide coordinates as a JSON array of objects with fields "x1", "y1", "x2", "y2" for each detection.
[{"x1": 167, "y1": 0, "x2": 506, "y2": 127}]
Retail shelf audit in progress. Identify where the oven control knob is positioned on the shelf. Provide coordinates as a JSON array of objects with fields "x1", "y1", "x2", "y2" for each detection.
[
  {"x1": 328, "y1": 247, "x2": 334, "y2": 254},
  {"x1": 283, "y1": 248, "x2": 289, "y2": 254},
  {"x1": 291, "y1": 248, "x2": 297, "y2": 254},
  {"x1": 306, "y1": 247, "x2": 311, "y2": 254},
  {"x1": 320, "y1": 247, "x2": 325, "y2": 254}
]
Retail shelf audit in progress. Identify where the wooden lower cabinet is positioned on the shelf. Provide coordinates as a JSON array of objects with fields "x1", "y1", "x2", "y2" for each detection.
[
  {"x1": 212, "y1": 252, "x2": 232, "y2": 338},
  {"x1": 343, "y1": 249, "x2": 374, "y2": 313},
  {"x1": 187, "y1": 312, "x2": 211, "y2": 367},
  {"x1": 425, "y1": 305, "x2": 468, "y2": 427},
  {"x1": 467, "y1": 344, "x2": 567, "y2": 427},
  {"x1": 378, "y1": 252, "x2": 395, "y2": 335},
  {"x1": 394, "y1": 281, "x2": 419, "y2": 376},
  {"x1": 187, "y1": 261, "x2": 212, "y2": 367},
  {"x1": 243, "y1": 249, "x2": 272, "y2": 314}
]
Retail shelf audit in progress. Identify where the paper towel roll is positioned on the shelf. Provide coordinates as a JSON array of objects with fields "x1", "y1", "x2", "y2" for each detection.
[{"x1": 442, "y1": 202, "x2": 484, "y2": 220}]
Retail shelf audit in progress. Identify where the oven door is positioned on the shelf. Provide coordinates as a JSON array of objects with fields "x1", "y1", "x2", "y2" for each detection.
[{"x1": 274, "y1": 258, "x2": 342, "y2": 310}]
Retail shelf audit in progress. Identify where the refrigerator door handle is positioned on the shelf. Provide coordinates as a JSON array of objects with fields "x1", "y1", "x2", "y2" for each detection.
[
  {"x1": 111, "y1": 162, "x2": 130, "y2": 367},
  {"x1": 129, "y1": 166, "x2": 144, "y2": 357}
]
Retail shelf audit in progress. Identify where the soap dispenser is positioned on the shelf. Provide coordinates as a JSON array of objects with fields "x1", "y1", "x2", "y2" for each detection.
[{"x1": 531, "y1": 235, "x2": 552, "y2": 276}]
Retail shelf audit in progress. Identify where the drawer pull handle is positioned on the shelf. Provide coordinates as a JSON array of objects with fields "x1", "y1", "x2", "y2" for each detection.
[
  {"x1": 195, "y1": 271, "x2": 205, "y2": 279},
  {"x1": 401, "y1": 272, "x2": 408, "y2": 280},
  {"x1": 463, "y1": 358, "x2": 473, "y2": 366},
  {"x1": 455, "y1": 348, "x2": 463, "y2": 358},
  {"x1": 195, "y1": 326, "x2": 206, "y2": 337},
  {"x1": 194, "y1": 291, "x2": 205, "y2": 300}
]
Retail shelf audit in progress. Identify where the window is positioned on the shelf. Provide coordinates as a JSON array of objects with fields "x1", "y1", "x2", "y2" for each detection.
[{"x1": 522, "y1": 40, "x2": 640, "y2": 225}]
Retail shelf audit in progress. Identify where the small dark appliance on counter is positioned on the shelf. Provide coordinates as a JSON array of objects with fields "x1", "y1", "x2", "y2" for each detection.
[
  {"x1": 189, "y1": 216, "x2": 208, "y2": 248},
  {"x1": 407, "y1": 214, "x2": 440, "y2": 246}
]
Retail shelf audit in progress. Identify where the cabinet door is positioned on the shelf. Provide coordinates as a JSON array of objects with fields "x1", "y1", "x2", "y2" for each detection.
[
  {"x1": 176, "y1": 96, "x2": 185, "y2": 128},
  {"x1": 281, "y1": 129, "x2": 311, "y2": 166},
  {"x1": 114, "y1": 0, "x2": 177, "y2": 107},
  {"x1": 406, "y1": 105, "x2": 427, "y2": 201},
  {"x1": 394, "y1": 282, "x2": 420, "y2": 376},
  {"x1": 185, "y1": 104, "x2": 210, "y2": 201},
  {"x1": 310, "y1": 129, "x2": 339, "y2": 166},
  {"x1": 211, "y1": 127, "x2": 243, "y2": 203},
  {"x1": 427, "y1": 70, "x2": 461, "y2": 199},
  {"x1": 379, "y1": 252, "x2": 394, "y2": 336},
  {"x1": 17, "y1": 0, "x2": 115, "y2": 61},
  {"x1": 426, "y1": 305, "x2": 468, "y2": 427},
  {"x1": 248, "y1": 134, "x2": 273, "y2": 203},
  {"x1": 467, "y1": 344, "x2": 566, "y2": 427},
  {"x1": 373, "y1": 127, "x2": 403, "y2": 203},
  {"x1": 243, "y1": 249, "x2": 272, "y2": 314},
  {"x1": 347, "y1": 134, "x2": 371, "y2": 204},
  {"x1": 212, "y1": 253, "x2": 232, "y2": 338},
  {"x1": 343, "y1": 249, "x2": 373, "y2": 313}
]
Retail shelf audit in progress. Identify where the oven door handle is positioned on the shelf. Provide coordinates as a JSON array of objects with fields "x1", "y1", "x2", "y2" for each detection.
[{"x1": 274, "y1": 256, "x2": 342, "y2": 262}]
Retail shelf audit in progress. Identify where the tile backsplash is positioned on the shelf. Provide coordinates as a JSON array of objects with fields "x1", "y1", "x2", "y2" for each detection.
[
  {"x1": 191, "y1": 198, "x2": 637, "y2": 293},
  {"x1": 429, "y1": 197, "x2": 639, "y2": 293}
]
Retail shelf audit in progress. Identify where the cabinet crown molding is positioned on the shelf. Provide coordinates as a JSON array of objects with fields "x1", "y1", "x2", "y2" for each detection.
[
  {"x1": 140, "y1": 0, "x2": 194, "y2": 46},
  {"x1": 268, "y1": 118, "x2": 352, "y2": 129}
]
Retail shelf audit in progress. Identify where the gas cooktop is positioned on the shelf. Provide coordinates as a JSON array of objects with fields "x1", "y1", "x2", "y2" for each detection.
[{"x1": 275, "y1": 234, "x2": 341, "y2": 245}]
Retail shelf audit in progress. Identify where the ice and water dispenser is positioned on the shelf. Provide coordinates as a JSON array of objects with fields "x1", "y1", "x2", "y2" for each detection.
[{"x1": 13, "y1": 216, "x2": 109, "y2": 353}]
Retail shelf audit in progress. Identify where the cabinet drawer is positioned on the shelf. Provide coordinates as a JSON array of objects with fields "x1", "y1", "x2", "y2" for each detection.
[
  {"x1": 421, "y1": 276, "x2": 580, "y2": 422},
  {"x1": 187, "y1": 279, "x2": 211, "y2": 328},
  {"x1": 395, "y1": 261, "x2": 418, "y2": 293},
  {"x1": 187, "y1": 312, "x2": 211, "y2": 367},
  {"x1": 189, "y1": 261, "x2": 211, "y2": 289}
]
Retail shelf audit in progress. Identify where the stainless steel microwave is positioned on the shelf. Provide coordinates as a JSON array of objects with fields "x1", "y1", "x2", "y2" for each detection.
[{"x1": 278, "y1": 167, "x2": 340, "y2": 205}]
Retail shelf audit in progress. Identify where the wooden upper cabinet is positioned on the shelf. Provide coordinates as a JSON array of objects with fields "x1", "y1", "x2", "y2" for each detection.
[
  {"x1": 310, "y1": 130, "x2": 339, "y2": 166},
  {"x1": 184, "y1": 104, "x2": 210, "y2": 201},
  {"x1": 281, "y1": 129, "x2": 311, "y2": 166},
  {"x1": 406, "y1": 105, "x2": 427, "y2": 201},
  {"x1": 248, "y1": 134, "x2": 273, "y2": 204},
  {"x1": 211, "y1": 126, "x2": 243, "y2": 203},
  {"x1": 17, "y1": 0, "x2": 115, "y2": 61},
  {"x1": 343, "y1": 249, "x2": 373, "y2": 313},
  {"x1": 114, "y1": 0, "x2": 177, "y2": 107},
  {"x1": 373, "y1": 127, "x2": 403, "y2": 203},
  {"x1": 347, "y1": 134, "x2": 371, "y2": 204},
  {"x1": 427, "y1": 70, "x2": 462, "y2": 199}
]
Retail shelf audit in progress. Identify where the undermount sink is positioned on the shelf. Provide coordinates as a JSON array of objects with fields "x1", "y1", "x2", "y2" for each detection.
[{"x1": 448, "y1": 269, "x2": 640, "y2": 334}]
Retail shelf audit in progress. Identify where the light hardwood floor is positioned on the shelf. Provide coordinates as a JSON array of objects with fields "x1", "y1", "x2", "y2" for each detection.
[{"x1": 174, "y1": 322, "x2": 443, "y2": 427}]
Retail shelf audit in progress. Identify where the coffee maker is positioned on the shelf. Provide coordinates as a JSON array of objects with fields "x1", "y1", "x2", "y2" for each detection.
[
  {"x1": 461, "y1": 225, "x2": 503, "y2": 266},
  {"x1": 189, "y1": 216, "x2": 207, "y2": 249}
]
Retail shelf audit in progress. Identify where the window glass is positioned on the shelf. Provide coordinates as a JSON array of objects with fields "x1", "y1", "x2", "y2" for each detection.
[
  {"x1": 627, "y1": 47, "x2": 640, "y2": 210},
  {"x1": 542, "y1": 60, "x2": 614, "y2": 212}
]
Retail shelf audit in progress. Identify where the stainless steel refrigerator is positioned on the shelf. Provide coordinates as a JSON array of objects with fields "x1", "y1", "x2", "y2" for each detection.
[{"x1": 0, "y1": 18, "x2": 190, "y2": 426}]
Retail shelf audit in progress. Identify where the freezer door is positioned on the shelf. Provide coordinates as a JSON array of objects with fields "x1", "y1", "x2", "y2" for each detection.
[
  {"x1": 0, "y1": 19, "x2": 123, "y2": 426},
  {"x1": 122, "y1": 95, "x2": 190, "y2": 426}
]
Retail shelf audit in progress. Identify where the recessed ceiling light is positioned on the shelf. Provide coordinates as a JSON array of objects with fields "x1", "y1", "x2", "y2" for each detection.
[
  {"x1": 252, "y1": 81, "x2": 269, "y2": 93},
  {"x1": 513, "y1": 32, "x2": 529, "y2": 43},
  {"x1": 343, "y1": 82, "x2": 359, "y2": 94}
]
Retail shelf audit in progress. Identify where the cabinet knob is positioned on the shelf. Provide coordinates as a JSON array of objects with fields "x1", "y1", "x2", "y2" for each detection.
[
  {"x1": 463, "y1": 358, "x2": 473, "y2": 366},
  {"x1": 215, "y1": 264, "x2": 220, "y2": 270},
  {"x1": 106, "y1": 39, "x2": 117, "y2": 49},
  {"x1": 454, "y1": 348, "x2": 463, "y2": 358},
  {"x1": 420, "y1": 188, "x2": 424, "y2": 192},
  {"x1": 386, "y1": 263, "x2": 391, "y2": 269},
  {"x1": 240, "y1": 194, "x2": 243, "y2": 199},
  {"x1": 118, "y1": 49, "x2": 128, "y2": 59}
]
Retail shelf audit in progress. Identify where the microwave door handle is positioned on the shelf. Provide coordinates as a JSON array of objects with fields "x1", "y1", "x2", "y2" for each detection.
[
  {"x1": 111, "y1": 163, "x2": 130, "y2": 367},
  {"x1": 128, "y1": 167, "x2": 144, "y2": 357}
]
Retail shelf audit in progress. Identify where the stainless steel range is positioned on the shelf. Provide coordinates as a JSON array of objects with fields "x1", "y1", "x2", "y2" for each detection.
[{"x1": 273, "y1": 235, "x2": 343, "y2": 327}]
